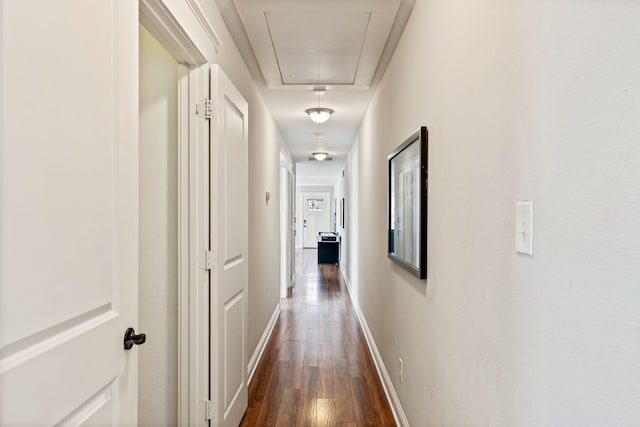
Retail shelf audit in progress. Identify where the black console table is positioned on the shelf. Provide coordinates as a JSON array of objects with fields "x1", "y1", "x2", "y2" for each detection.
[{"x1": 317, "y1": 232, "x2": 340, "y2": 264}]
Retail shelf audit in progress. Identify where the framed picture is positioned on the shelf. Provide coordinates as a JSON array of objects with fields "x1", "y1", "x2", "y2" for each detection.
[
  {"x1": 341, "y1": 198, "x2": 345, "y2": 228},
  {"x1": 388, "y1": 126, "x2": 428, "y2": 279}
]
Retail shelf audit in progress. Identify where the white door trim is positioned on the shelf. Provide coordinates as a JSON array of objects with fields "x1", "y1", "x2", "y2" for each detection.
[
  {"x1": 139, "y1": 0, "x2": 220, "y2": 63},
  {"x1": 301, "y1": 192, "x2": 331, "y2": 248},
  {"x1": 279, "y1": 151, "x2": 294, "y2": 298},
  {"x1": 139, "y1": 1, "x2": 213, "y2": 425}
]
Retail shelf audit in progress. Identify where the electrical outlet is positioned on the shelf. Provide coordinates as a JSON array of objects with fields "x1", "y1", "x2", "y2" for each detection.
[{"x1": 399, "y1": 357, "x2": 404, "y2": 384}]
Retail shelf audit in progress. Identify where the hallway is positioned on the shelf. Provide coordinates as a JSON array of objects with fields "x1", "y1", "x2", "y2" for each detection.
[{"x1": 240, "y1": 250, "x2": 396, "y2": 426}]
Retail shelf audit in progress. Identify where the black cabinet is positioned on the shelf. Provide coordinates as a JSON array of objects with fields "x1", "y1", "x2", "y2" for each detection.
[{"x1": 317, "y1": 232, "x2": 340, "y2": 264}]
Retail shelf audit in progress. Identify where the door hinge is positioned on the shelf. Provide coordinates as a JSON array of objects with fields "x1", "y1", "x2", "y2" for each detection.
[
  {"x1": 206, "y1": 250, "x2": 214, "y2": 270},
  {"x1": 200, "y1": 250, "x2": 214, "y2": 270},
  {"x1": 203, "y1": 400, "x2": 213, "y2": 421},
  {"x1": 196, "y1": 98, "x2": 214, "y2": 119}
]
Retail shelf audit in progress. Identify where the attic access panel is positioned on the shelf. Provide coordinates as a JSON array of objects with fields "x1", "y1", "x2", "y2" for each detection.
[
  {"x1": 233, "y1": 0, "x2": 403, "y2": 87},
  {"x1": 265, "y1": 12, "x2": 370, "y2": 85}
]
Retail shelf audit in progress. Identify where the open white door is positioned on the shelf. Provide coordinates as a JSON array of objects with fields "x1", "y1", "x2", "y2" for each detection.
[
  {"x1": 209, "y1": 65, "x2": 249, "y2": 426},
  {"x1": 0, "y1": 1, "x2": 139, "y2": 425}
]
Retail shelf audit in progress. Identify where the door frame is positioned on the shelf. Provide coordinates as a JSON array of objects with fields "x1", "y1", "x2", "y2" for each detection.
[
  {"x1": 301, "y1": 192, "x2": 331, "y2": 248},
  {"x1": 139, "y1": 1, "x2": 220, "y2": 425},
  {"x1": 280, "y1": 152, "x2": 294, "y2": 298}
]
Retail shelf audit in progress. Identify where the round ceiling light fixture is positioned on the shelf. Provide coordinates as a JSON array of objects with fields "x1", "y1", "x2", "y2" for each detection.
[
  {"x1": 312, "y1": 152, "x2": 329, "y2": 161},
  {"x1": 305, "y1": 107, "x2": 334, "y2": 124}
]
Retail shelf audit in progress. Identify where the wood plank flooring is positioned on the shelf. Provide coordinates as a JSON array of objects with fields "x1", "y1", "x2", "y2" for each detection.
[{"x1": 240, "y1": 250, "x2": 396, "y2": 426}]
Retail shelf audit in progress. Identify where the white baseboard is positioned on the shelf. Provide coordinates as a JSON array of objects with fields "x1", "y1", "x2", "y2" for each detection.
[
  {"x1": 247, "y1": 303, "x2": 280, "y2": 384},
  {"x1": 340, "y1": 270, "x2": 410, "y2": 427}
]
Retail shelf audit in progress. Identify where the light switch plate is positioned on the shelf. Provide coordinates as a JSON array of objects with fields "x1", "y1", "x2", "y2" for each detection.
[{"x1": 515, "y1": 201, "x2": 534, "y2": 255}]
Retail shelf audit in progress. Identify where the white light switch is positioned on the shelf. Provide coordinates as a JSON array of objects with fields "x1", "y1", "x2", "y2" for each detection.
[{"x1": 515, "y1": 201, "x2": 534, "y2": 255}]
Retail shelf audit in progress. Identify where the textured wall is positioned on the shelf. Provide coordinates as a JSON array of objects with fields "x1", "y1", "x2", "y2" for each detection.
[{"x1": 348, "y1": 0, "x2": 640, "y2": 425}]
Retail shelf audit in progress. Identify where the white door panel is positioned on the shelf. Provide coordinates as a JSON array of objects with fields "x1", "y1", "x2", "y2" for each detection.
[
  {"x1": 302, "y1": 193, "x2": 330, "y2": 248},
  {"x1": 0, "y1": 1, "x2": 139, "y2": 425},
  {"x1": 210, "y1": 65, "x2": 249, "y2": 427}
]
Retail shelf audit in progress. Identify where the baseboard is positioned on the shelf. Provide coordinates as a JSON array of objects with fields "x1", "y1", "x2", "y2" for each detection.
[
  {"x1": 247, "y1": 303, "x2": 280, "y2": 384},
  {"x1": 340, "y1": 270, "x2": 410, "y2": 427}
]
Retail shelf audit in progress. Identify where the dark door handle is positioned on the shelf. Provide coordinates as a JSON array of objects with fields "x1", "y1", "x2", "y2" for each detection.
[{"x1": 123, "y1": 327, "x2": 146, "y2": 350}]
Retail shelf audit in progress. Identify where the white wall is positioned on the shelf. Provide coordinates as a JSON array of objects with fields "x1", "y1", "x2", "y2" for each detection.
[
  {"x1": 138, "y1": 25, "x2": 179, "y2": 427},
  {"x1": 334, "y1": 147, "x2": 358, "y2": 284},
  {"x1": 334, "y1": 171, "x2": 347, "y2": 268},
  {"x1": 346, "y1": 0, "x2": 640, "y2": 425},
  {"x1": 334, "y1": 166, "x2": 355, "y2": 275}
]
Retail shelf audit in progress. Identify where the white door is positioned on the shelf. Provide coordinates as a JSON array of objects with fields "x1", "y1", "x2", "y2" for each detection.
[
  {"x1": 0, "y1": 1, "x2": 139, "y2": 426},
  {"x1": 303, "y1": 193, "x2": 331, "y2": 248},
  {"x1": 288, "y1": 174, "x2": 296, "y2": 282},
  {"x1": 209, "y1": 65, "x2": 249, "y2": 426},
  {"x1": 280, "y1": 167, "x2": 289, "y2": 297},
  {"x1": 280, "y1": 163, "x2": 295, "y2": 297}
]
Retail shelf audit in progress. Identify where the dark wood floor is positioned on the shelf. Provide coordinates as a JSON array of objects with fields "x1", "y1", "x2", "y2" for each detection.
[{"x1": 239, "y1": 249, "x2": 396, "y2": 426}]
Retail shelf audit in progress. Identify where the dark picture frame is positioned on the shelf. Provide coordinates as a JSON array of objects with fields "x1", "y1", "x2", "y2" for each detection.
[{"x1": 388, "y1": 126, "x2": 428, "y2": 279}]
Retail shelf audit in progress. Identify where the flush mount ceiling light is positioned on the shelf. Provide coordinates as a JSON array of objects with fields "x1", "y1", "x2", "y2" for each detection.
[
  {"x1": 306, "y1": 108, "x2": 334, "y2": 124},
  {"x1": 306, "y1": 88, "x2": 334, "y2": 124},
  {"x1": 312, "y1": 152, "x2": 329, "y2": 161}
]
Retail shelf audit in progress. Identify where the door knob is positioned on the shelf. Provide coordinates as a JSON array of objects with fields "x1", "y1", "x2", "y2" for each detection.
[{"x1": 123, "y1": 327, "x2": 146, "y2": 350}]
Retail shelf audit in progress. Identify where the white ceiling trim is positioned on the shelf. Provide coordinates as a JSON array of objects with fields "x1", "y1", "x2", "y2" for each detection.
[
  {"x1": 185, "y1": 0, "x2": 223, "y2": 51},
  {"x1": 235, "y1": 0, "x2": 401, "y2": 13},
  {"x1": 140, "y1": 0, "x2": 208, "y2": 64}
]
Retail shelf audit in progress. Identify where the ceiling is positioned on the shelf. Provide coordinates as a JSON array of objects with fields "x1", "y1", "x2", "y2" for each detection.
[{"x1": 215, "y1": 0, "x2": 415, "y2": 185}]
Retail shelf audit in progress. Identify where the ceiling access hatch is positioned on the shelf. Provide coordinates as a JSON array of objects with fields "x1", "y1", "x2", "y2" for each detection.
[
  {"x1": 266, "y1": 12, "x2": 370, "y2": 85},
  {"x1": 233, "y1": 0, "x2": 405, "y2": 88}
]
